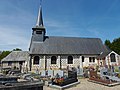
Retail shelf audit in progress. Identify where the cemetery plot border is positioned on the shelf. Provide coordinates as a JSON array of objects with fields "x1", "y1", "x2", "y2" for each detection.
[
  {"x1": 88, "y1": 67, "x2": 120, "y2": 87},
  {"x1": 49, "y1": 81, "x2": 80, "y2": 90},
  {"x1": 88, "y1": 79, "x2": 120, "y2": 87}
]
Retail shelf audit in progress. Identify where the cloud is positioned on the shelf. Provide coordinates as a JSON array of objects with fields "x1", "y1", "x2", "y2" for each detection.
[
  {"x1": 0, "y1": 25, "x2": 30, "y2": 51},
  {"x1": 44, "y1": 18, "x2": 82, "y2": 37},
  {"x1": 0, "y1": 1, "x2": 35, "y2": 51}
]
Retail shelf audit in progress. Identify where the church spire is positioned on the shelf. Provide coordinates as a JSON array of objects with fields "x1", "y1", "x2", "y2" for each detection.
[
  {"x1": 32, "y1": 0, "x2": 46, "y2": 42},
  {"x1": 36, "y1": 0, "x2": 44, "y2": 27}
]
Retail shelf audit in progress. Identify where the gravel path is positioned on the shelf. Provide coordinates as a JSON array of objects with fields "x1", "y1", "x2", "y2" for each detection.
[{"x1": 44, "y1": 78, "x2": 120, "y2": 90}]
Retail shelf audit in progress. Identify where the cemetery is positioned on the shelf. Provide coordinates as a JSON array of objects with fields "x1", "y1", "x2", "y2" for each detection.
[
  {"x1": 1, "y1": 64, "x2": 120, "y2": 90},
  {"x1": 48, "y1": 67, "x2": 80, "y2": 90},
  {"x1": 0, "y1": 69, "x2": 44, "y2": 90},
  {"x1": 88, "y1": 66, "x2": 120, "y2": 87}
]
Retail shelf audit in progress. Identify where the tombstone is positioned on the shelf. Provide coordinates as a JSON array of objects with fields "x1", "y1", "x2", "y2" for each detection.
[
  {"x1": 45, "y1": 70, "x2": 48, "y2": 76},
  {"x1": 100, "y1": 68, "x2": 108, "y2": 76},
  {"x1": 89, "y1": 69, "x2": 97, "y2": 78},
  {"x1": 111, "y1": 65, "x2": 114, "y2": 73},
  {"x1": 80, "y1": 68, "x2": 83, "y2": 75},
  {"x1": 54, "y1": 70, "x2": 64, "y2": 77},
  {"x1": 52, "y1": 68, "x2": 78, "y2": 86},
  {"x1": 55, "y1": 73, "x2": 60, "y2": 79},
  {"x1": 36, "y1": 68, "x2": 39, "y2": 74},
  {"x1": 48, "y1": 70, "x2": 53, "y2": 77},
  {"x1": 77, "y1": 65, "x2": 80, "y2": 74},
  {"x1": 83, "y1": 68, "x2": 89, "y2": 78},
  {"x1": 41, "y1": 70, "x2": 45, "y2": 76},
  {"x1": 68, "y1": 67, "x2": 77, "y2": 79}
]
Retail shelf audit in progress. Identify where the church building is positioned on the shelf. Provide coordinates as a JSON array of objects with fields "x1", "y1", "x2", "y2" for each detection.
[
  {"x1": 29, "y1": 5, "x2": 110, "y2": 73},
  {"x1": 1, "y1": 2, "x2": 120, "y2": 75}
]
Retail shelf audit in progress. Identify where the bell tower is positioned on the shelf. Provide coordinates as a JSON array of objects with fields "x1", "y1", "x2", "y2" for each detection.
[{"x1": 32, "y1": 2, "x2": 46, "y2": 42}]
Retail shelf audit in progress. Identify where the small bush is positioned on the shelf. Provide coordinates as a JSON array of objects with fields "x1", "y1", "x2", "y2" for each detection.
[{"x1": 115, "y1": 69, "x2": 119, "y2": 72}]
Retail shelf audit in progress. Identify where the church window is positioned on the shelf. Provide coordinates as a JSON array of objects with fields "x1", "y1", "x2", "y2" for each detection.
[
  {"x1": 51, "y1": 56, "x2": 57, "y2": 64},
  {"x1": 33, "y1": 56, "x2": 39, "y2": 65},
  {"x1": 89, "y1": 57, "x2": 95, "y2": 62},
  {"x1": 82, "y1": 56, "x2": 84, "y2": 62},
  {"x1": 68, "y1": 56, "x2": 73, "y2": 64},
  {"x1": 110, "y1": 53, "x2": 116, "y2": 62},
  {"x1": 8, "y1": 61, "x2": 12, "y2": 66},
  {"x1": 89, "y1": 57, "x2": 92, "y2": 62},
  {"x1": 36, "y1": 31, "x2": 42, "y2": 34}
]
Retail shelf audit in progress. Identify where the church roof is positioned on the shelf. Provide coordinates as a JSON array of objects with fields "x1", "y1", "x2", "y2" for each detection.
[
  {"x1": 1, "y1": 51, "x2": 29, "y2": 62},
  {"x1": 97, "y1": 46, "x2": 112, "y2": 59},
  {"x1": 29, "y1": 36, "x2": 109, "y2": 55}
]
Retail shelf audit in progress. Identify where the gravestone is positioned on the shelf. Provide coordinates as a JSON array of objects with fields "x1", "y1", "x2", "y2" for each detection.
[
  {"x1": 48, "y1": 70, "x2": 54, "y2": 77},
  {"x1": 41, "y1": 70, "x2": 45, "y2": 76},
  {"x1": 36, "y1": 68, "x2": 39, "y2": 74},
  {"x1": 54, "y1": 70, "x2": 64, "y2": 77},
  {"x1": 89, "y1": 69, "x2": 97, "y2": 78},
  {"x1": 77, "y1": 65, "x2": 80, "y2": 74},
  {"x1": 100, "y1": 68, "x2": 108, "y2": 76},
  {"x1": 83, "y1": 68, "x2": 89, "y2": 78},
  {"x1": 52, "y1": 68, "x2": 78, "y2": 86},
  {"x1": 111, "y1": 66, "x2": 114, "y2": 73}
]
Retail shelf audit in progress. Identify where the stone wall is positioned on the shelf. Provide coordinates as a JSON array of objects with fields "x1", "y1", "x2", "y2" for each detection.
[{"x1": 31, "y1": 55, "x2": 98, "y2": 72}]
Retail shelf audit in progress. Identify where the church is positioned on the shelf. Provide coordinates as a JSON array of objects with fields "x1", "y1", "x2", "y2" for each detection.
[{"x1": 29, "y1": 5, "x2": 113, "y2": 73}]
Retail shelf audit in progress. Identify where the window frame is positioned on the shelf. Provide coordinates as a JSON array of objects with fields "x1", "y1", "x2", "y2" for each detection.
[
  {"x1": 8, "y1": 61, "x2": 12, "y2": 66},
  {"x1": 82, "y1": 56, "x2": 84, "y2": 62},
  {"x1": 110, "y1": 53, "x2": 116, "y2": 62},
  {"x1": 51, "y1": 56, "x2": 57, "y2": 64},
  {"x1": 89, "y1": 57, "x2": 95, "y2": 63},
  {"x1": 33, "y1": 56, "x2": 40, "y2": 65},
  {"x1": 68, "y1": 56, "x2": 73, "y2": 64}
]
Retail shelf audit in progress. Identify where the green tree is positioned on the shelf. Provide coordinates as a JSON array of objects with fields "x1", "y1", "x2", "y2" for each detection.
[
  {"x1": 0, "y1": 51, "x2": 11, "y2": 61},
  {"x1": 13, "y1": 48, "x2": 22, "y2": 51},
  {"x1": 105, "y1": 40, "x2": 111, "y2": 48},
  {"x1": 111, "y1": 38, "x2": 120, "y2": 55},
  {"x1": 105, "y1": 37, "x2": 120, "y2": 55}
]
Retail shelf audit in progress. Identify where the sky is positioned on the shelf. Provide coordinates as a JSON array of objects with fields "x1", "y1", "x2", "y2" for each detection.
[{"x1": 0, "y1": 0, "x2": 120, "y2": 51}]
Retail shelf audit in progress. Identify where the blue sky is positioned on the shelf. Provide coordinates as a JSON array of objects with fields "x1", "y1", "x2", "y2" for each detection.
[{"x1": 0, "y1": 0, "x2": 120, "y2": 51}]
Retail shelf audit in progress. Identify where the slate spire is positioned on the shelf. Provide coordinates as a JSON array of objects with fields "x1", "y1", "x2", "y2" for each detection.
[{"x1": 36, "y1": 2, "x2": 44, "y2": 27}]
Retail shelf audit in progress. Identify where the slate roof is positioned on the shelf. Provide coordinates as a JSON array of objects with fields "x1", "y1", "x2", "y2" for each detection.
[
  {"x1": 97, "y1": 45, "x2": 112, "y2": 59},
  {"x1": 97, "y1": 52, "x2": 111, "y2": 59},
  {"x1": 29, "y1": 36, "x2": 109, "y2": 55},
  {"x1": 1, "y1": 51, "x2": 29, "y2": 62}
]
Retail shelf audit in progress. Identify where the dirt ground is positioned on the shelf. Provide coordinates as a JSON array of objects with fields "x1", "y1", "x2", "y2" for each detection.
[{"x1": 43, "y1": 78, "x2": 120, "y2": 90}]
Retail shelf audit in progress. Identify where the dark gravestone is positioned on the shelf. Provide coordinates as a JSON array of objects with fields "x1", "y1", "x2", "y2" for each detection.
[
  {"x1": 68, "y1": 71, "x2": 77, "y2": 80},
  {"x1": 52, "y1": 68, "x2": 78, "y2": 86}
]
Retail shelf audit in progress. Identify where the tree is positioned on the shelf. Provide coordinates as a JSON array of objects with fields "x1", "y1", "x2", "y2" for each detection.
[
  {"x1": 0, "y1": 51, "x2": 11, "y2": 61},
  {"x1": 105, "y1": 40, "x2": 111, "y2": 48},
  {"x1": 105, "y1": 37, "x2": 120, "y2": 55},
  {"x1": 111, "y1": 38, "x2": 120, "y2": 55},
  {"x1": 13, "y1": 48, "x2": 22, "y2": 51}
]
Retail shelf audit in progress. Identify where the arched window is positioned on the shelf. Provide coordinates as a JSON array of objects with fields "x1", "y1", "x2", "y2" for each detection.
[
  {"x1": 68, "y1": 56, "x2": 73, "y2": 64},
  {"x1": 33, "y1": 56, "x2": 39, "y2": 65},
  {"x1": 110, "y1": 53, "x2": 116, "y2": 62},
  {"x1": 51, "y1": 56, "x2": 57, "y2": 64},
  {"x1": 82, "y1": 56, "x2": 84, "y2": 62}
]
